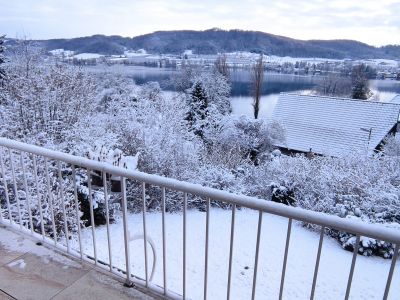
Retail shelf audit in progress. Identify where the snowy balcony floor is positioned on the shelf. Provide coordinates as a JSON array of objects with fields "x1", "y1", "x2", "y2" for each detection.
[
  {"x1": 0, "y1": 225, "x2": 156, "y2": 300},
  {"x1": 74, "y1": 209, "x2": 399, "y2": 299}
]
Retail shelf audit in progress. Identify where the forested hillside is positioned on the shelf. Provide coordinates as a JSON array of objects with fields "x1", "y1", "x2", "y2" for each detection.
[{"x1": 26, "y1": 29, "x2": 400, "y2": 59}]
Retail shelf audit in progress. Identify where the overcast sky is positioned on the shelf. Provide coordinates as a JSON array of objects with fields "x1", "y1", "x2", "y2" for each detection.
[{"x1": 1, "y1": 0, "x2": 399, "y2": 46}]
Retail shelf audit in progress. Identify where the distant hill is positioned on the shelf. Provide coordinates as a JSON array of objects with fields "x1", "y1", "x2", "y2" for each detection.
[{"x1": 32, "y1": 29, "x2": 400, "y2": 59}]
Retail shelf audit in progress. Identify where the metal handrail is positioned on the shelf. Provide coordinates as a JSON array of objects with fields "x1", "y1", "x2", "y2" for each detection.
[
  {"x1": 1, "y1": 137, "x2": 399, "y2": 244},
  {"x1": 0, "y1": 137, "x2": 399, "y2": 300}
]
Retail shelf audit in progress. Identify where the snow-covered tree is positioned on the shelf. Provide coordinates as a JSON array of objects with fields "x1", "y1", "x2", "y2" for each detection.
[
  {"x1": 0, "y1": 35, "x2": 6, "y2": 82},
  {"x1": 0, "y1": 35, "x2": 6, "y2": 103},
  {"x1": 186, "y1": 81, "x2": 209, "y2": 138},
  {"x1": 316, "y1": 73, "x2": 352, "y2": 97},
  {"x1": 205, "y1": 115, "x2": 285, "y2": 166},
  {"x1": 181, "y1": 68, "x2": 231, "y2": 141},
  {"x1": 4, "y1": 57, "x2": 97, "y2": 145},
  {"x1": 173, "y1": 65, "x2": 231, "y2": 116},
  {"x1": 251, "y1": 54, "x2": 264, "y2": 119},
  {"x1": 351, "y1": 64, "x2": 371, "y2": 100},
  {"x1": 214, "y1": 54, "x2": 230, "y2": 78},
  {"x1": 170, "y1": 63, "x2": 202, "y2": 93}
]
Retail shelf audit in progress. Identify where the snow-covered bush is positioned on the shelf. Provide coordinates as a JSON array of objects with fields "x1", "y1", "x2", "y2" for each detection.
[
  {"x1": 253, "y1": 152, "x2": 400, "y2": 258},
  {"x1": 340, "y1": 230, "x2": 397, "y2": 258},
  {"x1": 72, "y1": 169, "x2": 118, "y2": 227},
  {"x1": 204, "y1": 115, "x2": 285, "y2": 167},
  {"x1": 270, "y1": 183, "x2": 295, "y2": 206},
  {"x1": 383, "y1": 135, "x2": 400, "y2": 157},
  {"x1": 3, "y1": 55, "x2": 98, "y2": 146}
]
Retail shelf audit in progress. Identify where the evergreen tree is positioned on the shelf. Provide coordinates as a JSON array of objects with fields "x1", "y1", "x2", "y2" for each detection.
[
  {"x1": 0, "y1": 35, "x2": 6, "y2": 82},
  {"x1": 351, "y1": 64, "x2": 370, "y2": 100},
  {"x1": 186, "y1": 82, "x2": 208, "y2": 138},
  {"x1": 0, "y1": 35, "x2": 6, "y2": 103}
]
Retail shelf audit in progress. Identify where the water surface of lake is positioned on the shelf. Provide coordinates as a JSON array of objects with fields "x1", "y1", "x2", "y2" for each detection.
[{"x1": 89, "y1": 65, "x2": 400, "y2": 117}]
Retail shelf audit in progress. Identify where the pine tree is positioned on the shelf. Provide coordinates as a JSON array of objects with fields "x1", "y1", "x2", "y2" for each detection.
[
  {"x1": 351, "y1": 64, "x2": 370, "y2": 100},
  {"x1": 0, "y1": 35, "x2": 6, "y2": 103},
  {"x1": 0, "y1": 35, "x2": 6, "y2": 82},
  {"x1": 186, "y1": 82, "x2": 208, "y2": 138}
]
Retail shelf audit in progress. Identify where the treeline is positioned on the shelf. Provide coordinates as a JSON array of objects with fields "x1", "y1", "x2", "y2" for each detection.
[{"x1": 10, "y1": 29, "x2": 400, "y2": 59}]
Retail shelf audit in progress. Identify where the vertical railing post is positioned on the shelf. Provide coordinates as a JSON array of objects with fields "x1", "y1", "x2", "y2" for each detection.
[
  {"x1": 227, "y1": 204, "x2": 236, "y2": 300},
  {"x1": 9, "y1": 148, "x2": 22, "y2": 228},
  {"x1": 310, "y1": 226, "x2": 325, "y2": 300},
  {"x1": 183, "y1": 192, "x2": 187, "y2": 299},
  {"x1": 58, "y1": 161, "x2": 70, "y2": 252},
  {"x1": 87, "y1": 169, "x2": 97, "y2": 264},
  {"x1": 279, "y1": 218, "x2": 292, "y2": 300},
  {"x1": 204, "y1": 198, "x2": 210, "y2": 300},
  {"x1": 32, "y1": 155, "x2": 45, "y2": 238},
  {"x1": 162, "y1": 187, "x2": 167, "y2": 295},
  {"x1": 142, "y1": 182, "x2": 149, "y2": 287},
  {"x1": 344, "y1": 235, "x2": 361, "y2": 300},
  {"x1": 383, "y1": 243, "x2": 399, "y2": 299},
  {"x1": 20, "y1": 152, "x2": 34, "y2": 234},
  {"x1": 251, "y1": 211, "x2": 263, "y2": 300},
  {"x1": 44, "y1": 158, "x2": 57, "y2": 244},
  {"x1": 0, "y1": 149, "x2": 11, "y2": 223},
  {"x1": 72, "y1": 165, "x2": 83, "y2": 259},
  {"x1": 121, "y1": 176, "x2": 132, "y2": 286},
  {"x1": 103, "y1": 171, "x2": 112, "y2": 271}
]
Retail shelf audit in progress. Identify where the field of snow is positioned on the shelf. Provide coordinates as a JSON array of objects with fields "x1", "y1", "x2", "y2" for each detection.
[
  {"x1": 73, "y1": 53, "x2": 104, "y2": 59},
  {"x1": 71, "y1": 209, "x2": 399, "y2": 300}
]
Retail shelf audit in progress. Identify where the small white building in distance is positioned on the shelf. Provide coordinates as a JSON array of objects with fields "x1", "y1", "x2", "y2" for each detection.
[{"x1": 272, "y1": 93, "x2": 400, "y2": 156}]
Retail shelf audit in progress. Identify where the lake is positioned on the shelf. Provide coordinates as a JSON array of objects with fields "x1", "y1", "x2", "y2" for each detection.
[{"x1": 89, "y1": 65, "x2": 400, "y2": 118}]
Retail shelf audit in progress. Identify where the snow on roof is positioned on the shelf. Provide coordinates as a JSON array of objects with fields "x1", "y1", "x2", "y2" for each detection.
[
  {"x1": 391, "y1": 95, "x2": 400, "y2": 105},
  {"x1": 272, "y1": 93, "x2": 400, "y2": 156}
]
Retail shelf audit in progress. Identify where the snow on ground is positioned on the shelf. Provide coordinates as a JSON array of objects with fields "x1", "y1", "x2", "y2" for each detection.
[
  {"x1": 49, "y1": 49, "x2": 74, "y2": 57},
  {"x1": 365, "y1": 59, "x2": 399, "y2": 67},
  {"x1": 0, "y1": 226, "x2": 82, "y2": 268},
  {"x1": 7, "y1": 258, "x2": 26, "y2": 269},
  {"x1": 266, "y1": 55, "x2": 342, "y2": 64},
  {"x1": 70, "y1": 209, "x2": 399, "y2": 300},
  {"x1": 73, "y1": 53, "x2": 104, "y2": 59}
]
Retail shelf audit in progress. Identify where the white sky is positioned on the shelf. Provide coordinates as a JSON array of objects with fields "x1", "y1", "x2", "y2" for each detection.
[{"x1": 1, "y1": 0, "x2": 399, "y2": 46}]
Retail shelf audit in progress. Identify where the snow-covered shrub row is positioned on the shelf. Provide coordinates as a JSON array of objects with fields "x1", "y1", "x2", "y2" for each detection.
[
  {"x1": 248, "y1": 152, "x2": 400, "y2": 258},
  {"x1": 260, "y1": 153, "x2": 399, "y2": 222}
]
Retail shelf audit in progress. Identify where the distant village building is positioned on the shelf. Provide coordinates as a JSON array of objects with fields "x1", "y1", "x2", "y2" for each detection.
[{"x1": 272, "y1": 93, "x2": 400, "y2": 156}]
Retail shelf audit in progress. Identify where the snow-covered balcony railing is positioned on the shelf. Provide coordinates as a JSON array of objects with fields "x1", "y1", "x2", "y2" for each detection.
[{"x1": 0, "y1": 137, "x2": 399, "y2": 300}]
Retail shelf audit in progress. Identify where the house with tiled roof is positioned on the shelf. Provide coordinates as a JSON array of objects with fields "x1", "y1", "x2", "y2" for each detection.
[{"x1": 272, "y1": 93, "x2": 400, "y2": 156}]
